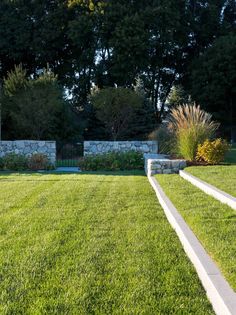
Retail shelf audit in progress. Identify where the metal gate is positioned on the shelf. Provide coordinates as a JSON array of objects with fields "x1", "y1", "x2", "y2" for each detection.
[{"x1": 56, "y1": 142, "x2": 83, "y2": 167}]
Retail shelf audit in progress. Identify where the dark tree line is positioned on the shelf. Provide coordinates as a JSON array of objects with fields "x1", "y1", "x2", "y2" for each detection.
[{"x1": 0, "y1": 0, "x2": 235, "y2": 141}]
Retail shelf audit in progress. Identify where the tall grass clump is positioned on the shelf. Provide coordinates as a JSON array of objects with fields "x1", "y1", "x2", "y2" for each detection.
[{"x1": 168, "y1": 103, "x2": 219, "y2": 160}]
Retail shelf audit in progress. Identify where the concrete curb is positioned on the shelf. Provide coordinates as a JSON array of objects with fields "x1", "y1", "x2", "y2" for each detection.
[
  {"x1": 179, "y1": 170, "x2": 236, "y2": 211},
  {"x1": 148, "y1": 175, "x2": 236, "y2": 315}
]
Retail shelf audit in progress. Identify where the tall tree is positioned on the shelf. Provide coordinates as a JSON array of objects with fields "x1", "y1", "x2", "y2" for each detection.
[
  {"x1": 2, "y1": 65, "x2": 64, "y2": 140},
  {"x1": 189, "y1": 34, "x2": 236, "y2": 141},
  {"x1": 90, "y1": 87, "x2": 142, "y2": 140}
]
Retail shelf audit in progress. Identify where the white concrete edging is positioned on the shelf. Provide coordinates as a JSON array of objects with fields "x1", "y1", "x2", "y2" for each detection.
[
  {"x1": 148, "y1": 175, "x2": 236, "y2": 315},
  {"x1": 180, "y1": 170, "x2": 236, "y2": 211}
]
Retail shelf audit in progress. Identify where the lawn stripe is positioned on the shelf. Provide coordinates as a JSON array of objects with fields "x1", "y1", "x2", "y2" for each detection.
[
  {"x1": 0, "y1": 172, "x2": 214, "y2": 314},
  {"x1": 149, "y1": 175, "x2": 236, "y2": 315},
  {"x1": 180, "y1": 170, "x2": 236, "y2": 211},
  {"x1": 184, "y1": 165, "x2": 236, "y2": 197},
  {"x1": 156, "y1": 174, "x2": 236, "y2": 291}
]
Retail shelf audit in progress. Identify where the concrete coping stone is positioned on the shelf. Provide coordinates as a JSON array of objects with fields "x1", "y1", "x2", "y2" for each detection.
[
  {"x1": 180, "y1": 170, "x2": 236, "y2": 211},
  {"x1": 148, "y1": 175, "x2": 236, "y2": 315}
]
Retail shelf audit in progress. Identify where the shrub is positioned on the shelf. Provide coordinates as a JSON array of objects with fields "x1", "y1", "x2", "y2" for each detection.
[
  {"x1": 0, "y1": 157, "x2": 4, "y2": 170},
  {"x1": 45, "y1": 163, "x2": 56, "y2": 171},
  {"x1": 149, "y1": 125, "x2": 174, "y2": 154},
  {"x1": 28, "y1": 153, "x2": 50, "y2": 170},
  {"x1": 3, "y1": 153, "x2": 28, "y2": 171},
  {"x1": 79, "y1": 151, "x2": 144, "y2": 171},
  {"x1": 167, "y1": 103, "x2": 219, "y2": 160},
  {"x1": 196, "y1": 138, "x2": 230, "y2": 164}
]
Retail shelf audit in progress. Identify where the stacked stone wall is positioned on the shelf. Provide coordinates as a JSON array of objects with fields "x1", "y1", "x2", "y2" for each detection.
[
  {"x1": 84, "y1": 141, "x2": 158, "y2": 156},
  {"x1": 145, "y1": 158, "x2": 186, "y2": 176},
  {"x1": 0, "y1": 140, "x2": 56, "y2": 163}
]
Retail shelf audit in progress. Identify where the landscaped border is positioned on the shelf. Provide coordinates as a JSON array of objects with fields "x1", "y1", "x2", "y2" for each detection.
[
  {"x1": 148, "y1": 175, "x2": 236, "y2": 315},
  {"x1": 179, "y1": 170, "x2": 236, "y2": 211}
]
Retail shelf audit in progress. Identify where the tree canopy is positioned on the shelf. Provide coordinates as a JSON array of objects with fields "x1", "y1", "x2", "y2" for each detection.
[
  {"x1": 0, "y1": 0, "x2": 235, "y2": 140},
  {"x1": 2, "y1": 65, "x2": 64, "y2": 140}
]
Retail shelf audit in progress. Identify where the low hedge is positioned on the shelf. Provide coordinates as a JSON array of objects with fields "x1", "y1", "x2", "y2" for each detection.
[
  {"x1": 0, "y1": 153, "x2": 55, "y2": 171},
  {"x1": 3, "y1": 153, "x2": 28, "y2": 171},
  {"x1": 28, "y1": 153, "x2": 50, "y2": 171},
  {"x1": 0, "y1": 157, "x2": 4, "y2": 170},
  {"x1": 79, "y1": 151, "x2": 144, "y2": 171}
]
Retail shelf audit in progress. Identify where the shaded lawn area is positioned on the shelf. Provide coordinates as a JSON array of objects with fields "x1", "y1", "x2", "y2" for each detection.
[
  {"x1": 0, "y1": 172, "x2": 213, "y2": 314},
  {"x1": 156, "y1": 174, "x2": 236, "y2": 292},
  {"x1": 185, "y1": 165, "x2": 236, "y2": 197},
  {"x1": 225, "y1": 144, "x2": 236, "y2": 164}
]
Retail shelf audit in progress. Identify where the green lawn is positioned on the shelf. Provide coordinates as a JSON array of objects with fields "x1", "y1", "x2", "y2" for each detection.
[
  {"x1": 185, "y1": 165, "x2": 236, "y2": 197},
  {"x1": 0, "y1": 171, "x2": 213, "y2": 314},
  {"x1": 156, "y1": 174, "x2": 236, "y2": 291},
  {"x1": 225, "y1": 144, "x2": 236, "y2": 164}
]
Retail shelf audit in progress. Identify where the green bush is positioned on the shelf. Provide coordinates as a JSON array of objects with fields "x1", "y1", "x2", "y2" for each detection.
[
  {"x1": 149, "y1": 126, "x2": 174, "y2": 154},
  {"x1": 196, "y1": 138, "x2": 230, "y2": 164},
  {"x1": 3, "y1": 153, "x2": 28, "y2": 171},
  {"x1": 28, "y1": 153, "x2": 50, "y2": 170},
  {"x1": 79, "y1": 151, "x2": 144, "y2": 171},
  {"x1": 45, "y1": 163, "x2": 56, "y2": 171},
  {"x1": 0, "y1": 157, "x2": 4, "y2": 170}
]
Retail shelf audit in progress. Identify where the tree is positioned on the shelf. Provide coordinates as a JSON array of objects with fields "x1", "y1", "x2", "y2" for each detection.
[
  {"x1": 167, "y1": 85, "x2": 190, "y2": 108},
  {"x1": 0, "y1": 0, "x2": 233, "y2": 140},
  {"x1": 189, "y1": 34, "x2": 236, "y2": 141},
  {"x1": 221, "y1": 0, "x2": 236, "y2": 32},
  {"x1": 90, "y1": 87, "x2": 142, "y2": 140},
  {"x1": 2, "y1": 65, "x2": 64, "y2": 140}
]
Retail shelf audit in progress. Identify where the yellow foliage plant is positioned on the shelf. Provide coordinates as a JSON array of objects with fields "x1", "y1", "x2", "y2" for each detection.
[{"x1": 196, "y1": 138, "x2": 230, "y2": 165}]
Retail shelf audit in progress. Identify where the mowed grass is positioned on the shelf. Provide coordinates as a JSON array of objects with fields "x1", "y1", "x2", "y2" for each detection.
[
  {"x1": 156, "y1": 174, "x2": 236, "y2": 291},
  {"x1": 0, "y1": 172, "x2": 213, "y2": 314},
  {"x1": 185, "y1": 165, "x2": 236, "y2": 197}
]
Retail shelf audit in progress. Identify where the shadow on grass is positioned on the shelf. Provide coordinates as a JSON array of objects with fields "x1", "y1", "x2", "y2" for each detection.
[
  {"x1": 0, "y1": 170, "x2": 146, "y2": 181},
  {"x1": 224, "y1": 144, "x2": 236, "y2": 165}
]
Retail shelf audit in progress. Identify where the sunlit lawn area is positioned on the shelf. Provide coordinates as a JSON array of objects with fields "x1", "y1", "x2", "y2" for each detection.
[
  {"x1": 185, "y1": 165, "x2": 236, "y2": 197},
  {"x1": 157, "y1": 174, "x2": 236, "y2": 291},
  {"x1": 0, "y1": 172, "x2": 213, "y2": 314}
]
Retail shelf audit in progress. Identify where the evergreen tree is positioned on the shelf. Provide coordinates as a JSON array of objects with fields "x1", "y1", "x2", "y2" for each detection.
[{"x1": 2, "y1": 66, "x2": 65, "y2": 140}]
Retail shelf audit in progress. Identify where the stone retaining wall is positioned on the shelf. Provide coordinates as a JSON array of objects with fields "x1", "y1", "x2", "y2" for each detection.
[
  {"x1": 0, "y1": 140, "x2": 56, "y2": 163},
  {"x1": 84, "y1": 141, "x2": 158, "y2": 156},
  {"x1": 146, "y1": 158, "x2": 186, "y2": 176}
]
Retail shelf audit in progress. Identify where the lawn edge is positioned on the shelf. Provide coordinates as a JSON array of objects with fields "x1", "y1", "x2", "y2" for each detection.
[
  {"x1": 148, "y1": 175, "x2": 236, "y2": 315},
  {"x1": 179, "y1": 170, "x2": 236, "y2": 211}
]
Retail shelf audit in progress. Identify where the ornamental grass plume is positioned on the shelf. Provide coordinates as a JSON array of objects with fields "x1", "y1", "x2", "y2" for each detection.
[{"x1": 167, "y1": 103, "x2": 219, "y2": 161}]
